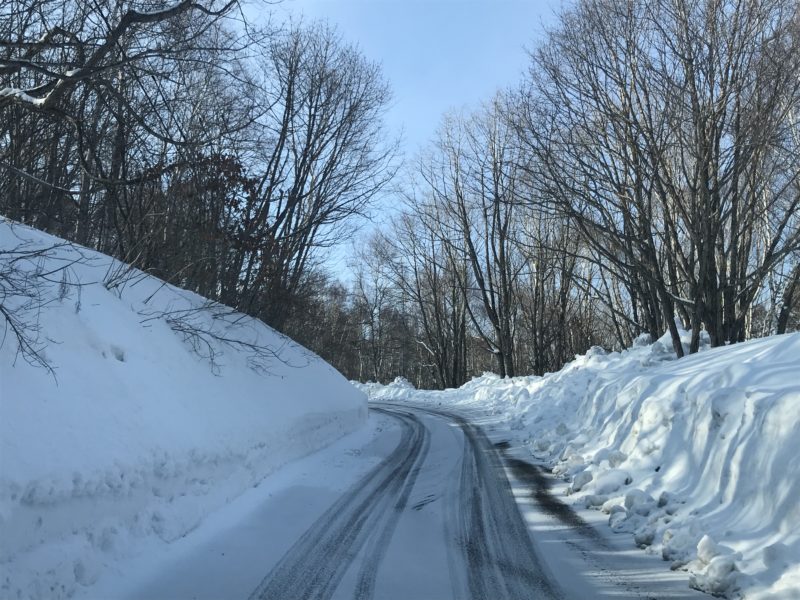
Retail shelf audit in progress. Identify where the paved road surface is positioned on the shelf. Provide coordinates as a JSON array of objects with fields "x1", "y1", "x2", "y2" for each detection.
[
  {"x1": 248, "y1": 403, "x2": 561, "y2": 600},
  {"x1": 115, "y1": 403, "x2": 706, "y2": 600}
]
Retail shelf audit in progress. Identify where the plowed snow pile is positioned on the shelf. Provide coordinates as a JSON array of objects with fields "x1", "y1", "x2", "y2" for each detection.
[
  {"x1": 362, "y1": 329, "x2": 800, "y2": 599},
  {"x1": 0, "y1": 219, "x2": 366, "y2": 599}
]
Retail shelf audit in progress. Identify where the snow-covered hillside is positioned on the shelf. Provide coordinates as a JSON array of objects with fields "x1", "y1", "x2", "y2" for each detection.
[
  {"x1": 360, "y1": 328, "x2": 800, "y2": 599},
  {"x1": 0, "y1": 219, "x2": 367, "y2": 599}
]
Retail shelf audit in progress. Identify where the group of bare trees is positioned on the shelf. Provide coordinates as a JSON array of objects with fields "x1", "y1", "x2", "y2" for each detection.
[
  {"x1": 298, "y1": 0, "x2": 800, "y2": 388},
  {"x1": 331, "y1": 99, "x2": 611, "y2": 388},
  {"x1": 1, "y1": 0, "x2": 396, "y2": 344},
  {"x1": 517, "y1": 0, "x2": 800, "y2": 358},
  {"x1": 3, "y1": 0, "x2": 798, "y2": 388}
]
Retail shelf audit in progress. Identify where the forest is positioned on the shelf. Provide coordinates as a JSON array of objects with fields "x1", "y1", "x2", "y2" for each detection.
[{"x1": 2, "y1": 0, "x2": 799, "y2": 389}]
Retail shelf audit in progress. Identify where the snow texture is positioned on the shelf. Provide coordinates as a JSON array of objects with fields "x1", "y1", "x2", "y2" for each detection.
[
  {"x1": 359, "y1": 326, "x2": 800, "y2": 599},
  {"x1": 0, "y1": 218, "x2": 367, "y2": 600}
]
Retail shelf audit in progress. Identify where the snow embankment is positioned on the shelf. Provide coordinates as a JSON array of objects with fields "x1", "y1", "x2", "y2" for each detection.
[
  {"x1": 0, "y1": 219, "x2": 366, "y2": 599},
  {"x1": 361, "y1": 329, "x2": 800, "y2": 599}
]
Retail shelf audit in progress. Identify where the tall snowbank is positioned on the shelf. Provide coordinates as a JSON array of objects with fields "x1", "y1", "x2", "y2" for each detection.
[
  {"x1": 0, "y1": 219, "x2": 366, "y2": 599},
  {"x1": 360, "y1": 329, "x2": 800, "y2": 599}
]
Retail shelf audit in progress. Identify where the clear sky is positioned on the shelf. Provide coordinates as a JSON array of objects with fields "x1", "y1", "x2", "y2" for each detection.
[
  {"x1": 268, "y1": 0, "x2": 565, "y2": 275},
  {"x1": 277, "y1": 0, "x2": 564, "y2": 156}
]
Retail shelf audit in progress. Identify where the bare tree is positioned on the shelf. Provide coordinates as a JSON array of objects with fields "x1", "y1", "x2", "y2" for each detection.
[
  {"x1": 515, "y1": 0, "x2": 800, "y2": 356},
  {"x1": 418, "y1": 99, "x2": 525, "y2": 377},
  {"x1": 382, "y1": 201, "x2": 469, "y2": 388},
  {"x1": 221, "y1": 22, "x2": 398, "y2": 331}
]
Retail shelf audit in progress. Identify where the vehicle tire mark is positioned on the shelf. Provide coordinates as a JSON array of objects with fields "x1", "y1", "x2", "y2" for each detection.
[
  {"x1": 352, "y1": 412, "x2": 430, "y2": 599},
  {"x1": 405, "y1": 404, "x2": 564, "y2": 600},
  {"x1": 248, "y1": 408, "x2": 428, "y2": 600}
]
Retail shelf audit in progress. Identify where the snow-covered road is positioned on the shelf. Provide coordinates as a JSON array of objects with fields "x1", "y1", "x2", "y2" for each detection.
[
  {"x1": 82, "y1": 404, "x2": 707, "y2": 600},
  {"x1": 250, "y1": 403, "x2": 560, "y2": 600}
]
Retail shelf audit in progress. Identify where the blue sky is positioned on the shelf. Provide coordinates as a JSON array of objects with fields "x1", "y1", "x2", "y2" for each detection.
[
  {"x1": 269, "y1": 0, "x2": 564, "y2": 274},
  {"x1": 278, "y1": 0, "x2": 563, "y2": 155}
]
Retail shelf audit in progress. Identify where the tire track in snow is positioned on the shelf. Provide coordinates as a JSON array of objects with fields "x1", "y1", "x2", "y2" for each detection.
[
  {"x1": 458, "y1": 421, "x2": 562, "y2": 599},
  {"x1": 247, "y1": 407, "x2": 429, "y2": 600},
  {"x1": 250, "y1": 404, "x2": 563, "y2": 600},
  {"x1": 352, "y1": 410, "x2": 431, "y2": 599},
  {"x1": 411, "y1": 406, "x2": 564, "y2": 600}
]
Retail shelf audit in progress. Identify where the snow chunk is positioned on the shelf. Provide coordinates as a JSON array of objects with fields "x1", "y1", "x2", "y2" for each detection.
[
  {"x1": 690, "y1": 555, "x2": 739, "y2": 596},
  {"x1": 570, "y1": 470, "x2": 593, "y2": 493},
  {"x1": 593, "y1": 469, "x2": 632, "y2": 495}
]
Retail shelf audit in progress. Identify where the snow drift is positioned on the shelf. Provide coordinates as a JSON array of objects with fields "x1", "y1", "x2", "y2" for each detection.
[
  {"x1": 0, "y1": 218, "x2": 367, "y2": 599},
  {"x1": 361, "y1": 329, "x2": 800, "y2": 599}
]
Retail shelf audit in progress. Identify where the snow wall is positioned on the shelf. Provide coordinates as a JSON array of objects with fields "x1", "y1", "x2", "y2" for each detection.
[
  {"x1": 361, "y1": 329, "x2": 800, "y2": 599},
  {"x1": 0, "y1": 218, "x2": 367, "y2": 599}
]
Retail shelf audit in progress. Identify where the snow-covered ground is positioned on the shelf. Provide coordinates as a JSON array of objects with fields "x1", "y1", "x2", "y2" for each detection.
[
  {"x1": 359, "y1": 328, "x2": 800, "y2": 599},
  {"x1": 3, "y1": 217, "x2": 798, "y2": 600},
  {"x1": 0, "y1": 219, "x2": 367, "y2": 599}
]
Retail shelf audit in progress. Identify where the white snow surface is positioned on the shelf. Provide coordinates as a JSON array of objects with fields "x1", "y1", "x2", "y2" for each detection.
[
  {"x1": 358, "y1": 329, "x2": 800, "y2": 599},
  {"x1": 0, "y1": 219, "x2": 367, "y2": 599}
]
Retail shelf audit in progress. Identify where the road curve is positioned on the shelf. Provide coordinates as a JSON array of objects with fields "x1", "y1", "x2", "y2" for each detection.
[{"x1": 248, "y1": 403, "x2": 562, "y2": 600}]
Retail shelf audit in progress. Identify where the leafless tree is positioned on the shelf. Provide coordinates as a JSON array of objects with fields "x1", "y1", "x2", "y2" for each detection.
[
  {"x1": 515, "y1": 0, "x2": 800, "y2": 356},
  {"x1": 381, "y1": 201, "x2": 469, "y2": 388},
  {"x1": 417, "y1": 99, "x2": 525, "y2": 377},
  {"x1": 219, "y1": 22, "x2": 399, "y2": 330}
]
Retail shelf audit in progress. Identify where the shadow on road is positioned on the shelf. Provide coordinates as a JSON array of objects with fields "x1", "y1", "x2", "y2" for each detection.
[{"x1": 496, "y1": 447, "x2": 609, "y2": 548}]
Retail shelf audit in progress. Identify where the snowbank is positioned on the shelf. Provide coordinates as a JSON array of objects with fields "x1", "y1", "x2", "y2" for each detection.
[
  {"x1": 0, "y1": 219, "x2": 367, "y2": 599},
  {"x1": 359, "y1": 328, "x2": 800, "y2": 599}
]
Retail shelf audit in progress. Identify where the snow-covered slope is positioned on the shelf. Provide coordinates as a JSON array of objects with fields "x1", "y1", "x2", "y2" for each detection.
[
  {"x1": 0, "y1": 219, "x2": 367, "y2": 599},
  {"x1": 360, "y1": 328, "x2": 800, "y2": 599}
]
